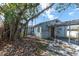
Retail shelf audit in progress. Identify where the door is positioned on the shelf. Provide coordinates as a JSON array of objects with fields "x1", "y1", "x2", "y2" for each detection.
[{"x1": 51, "y1": 26, "x2": 55, "y2": 38}]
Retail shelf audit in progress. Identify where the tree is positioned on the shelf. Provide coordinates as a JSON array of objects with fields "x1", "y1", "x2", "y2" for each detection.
[
  {"x1": 0, "y1": 3, "x2": 39, "y2": 40},
  {"x1": 0, "y1": 3, "x2": 54, "y2": 41}
]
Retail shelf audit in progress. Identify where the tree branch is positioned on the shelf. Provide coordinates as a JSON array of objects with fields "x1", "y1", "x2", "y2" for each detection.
[{"x1": 27, "y1": 3, "x2": 54, "y2": 22}]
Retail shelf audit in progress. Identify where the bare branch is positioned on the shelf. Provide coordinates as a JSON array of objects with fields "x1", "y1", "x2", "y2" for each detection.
[{"x1": 27, "y1": 3, "x2": 54, "y2": 22}]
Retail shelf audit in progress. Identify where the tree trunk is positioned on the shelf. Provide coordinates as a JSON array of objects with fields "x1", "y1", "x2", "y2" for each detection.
[{"x1": 23, "y1": 23, "x2": 28, "y2": 37}]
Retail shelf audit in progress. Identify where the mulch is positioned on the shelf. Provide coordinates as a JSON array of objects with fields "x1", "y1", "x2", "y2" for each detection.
[{"x1": 0, "y1": 37, "x2": 48, "y2": 56}]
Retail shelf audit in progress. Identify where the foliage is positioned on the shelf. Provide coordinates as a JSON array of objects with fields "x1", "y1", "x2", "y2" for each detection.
[
  {"x1": 0, "y1": 3, "x2": 39, "y2": 40},
  {"x1": 0, "y1": 3, "x2": 54, "y2": 40}
]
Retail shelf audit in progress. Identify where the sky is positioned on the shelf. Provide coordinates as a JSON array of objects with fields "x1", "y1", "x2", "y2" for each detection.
[{"x1": 29, "y1": 3, "x2": 79, "y2": 26}]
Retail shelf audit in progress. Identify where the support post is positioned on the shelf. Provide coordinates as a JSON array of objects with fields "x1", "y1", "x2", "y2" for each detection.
[
  {"x1": 64, "y1": 26, "x2": 66, "y2": 37},
  {"x1": 54, "y1": 26, "x2": 56, "y2": 43},
  {"x1": 68, "y1": 25, "x2": 71, "y2": 44},
  {"x1": 78, "y1": 32, "x2": 79, "y2": 44}
]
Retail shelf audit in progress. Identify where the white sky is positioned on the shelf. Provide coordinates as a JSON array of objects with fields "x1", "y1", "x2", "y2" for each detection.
[
  {"x1": 40, "y1": 3, "x2": 57, "y2": 20},
  {"x1": 0, "y1": 15, "x2": 5, "y2": 22}
]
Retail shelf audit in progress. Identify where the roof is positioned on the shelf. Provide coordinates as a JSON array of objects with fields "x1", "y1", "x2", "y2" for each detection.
[
  {"x1": 33, "y1": 19, "x2": 60, "y2": 27},
  {"x1": 33, "y1": 19, "x2": 79, "y2": 28},
  {"x1": 56, "y1": 19, "x2": 79, "y2": 26}
]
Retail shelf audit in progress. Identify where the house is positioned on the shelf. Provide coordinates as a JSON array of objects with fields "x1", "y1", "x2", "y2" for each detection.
[
  {"x1": 27, "y1": 26, "x2": 34, "y2": 35},
  {"x1": 0, "y1": 21, "x2": 4, "y2": 38},
  {"x1": 33, "y1": 19, "x2": 63, "y2": 39},
  {"x1": 32, "y1": 19, "x2": 79, "y2": 40}
]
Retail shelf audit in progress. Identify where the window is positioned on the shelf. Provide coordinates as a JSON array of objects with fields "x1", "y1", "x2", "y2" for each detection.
[
  {"x1": 42, "y1": 26, "x2": 48, "y2": 32},
  {"x1": 37, "y1": 27, "x2": 40, "y2": 32}
]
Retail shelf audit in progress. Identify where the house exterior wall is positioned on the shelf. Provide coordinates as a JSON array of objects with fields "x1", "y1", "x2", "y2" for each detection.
[
  {"x1": 41, "y1": 24, "x2": 51, "y2": 39},
  {"x1": 56, "y1": 26, "x2": 67, "y2": 37},
  {"x1": 66, "y1": 25, "x2": 79, "y2": 38},
  {"x1": 33, "y1": 20, "x2": 79, "y2": 39},
  {"x1": 56, "y1": 25, "x2": 79, "y2": 39},
  {"x1": 34, "y1": 26, "x2": 42, "y2": 38},
  {"x1": 34, "y1": 23, "x2": 51, "y2": 39},
  {"x1": 33, "y1": 20, "x2": 60, "y2": 39},
  {"x1": 67, "y1": 31, "x2": 78, "y2": 38}
]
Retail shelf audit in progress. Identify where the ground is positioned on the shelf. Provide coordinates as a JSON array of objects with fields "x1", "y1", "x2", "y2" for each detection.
[
  {"x1": 0, "y1": 36, "x2": 48, "y2": 56},
  {"x1": 0, "y1": 35, "x2": 79, "y2": 56},
  {"x1": 47, "y1": 39, "x2": 79, "y2": 56}
]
